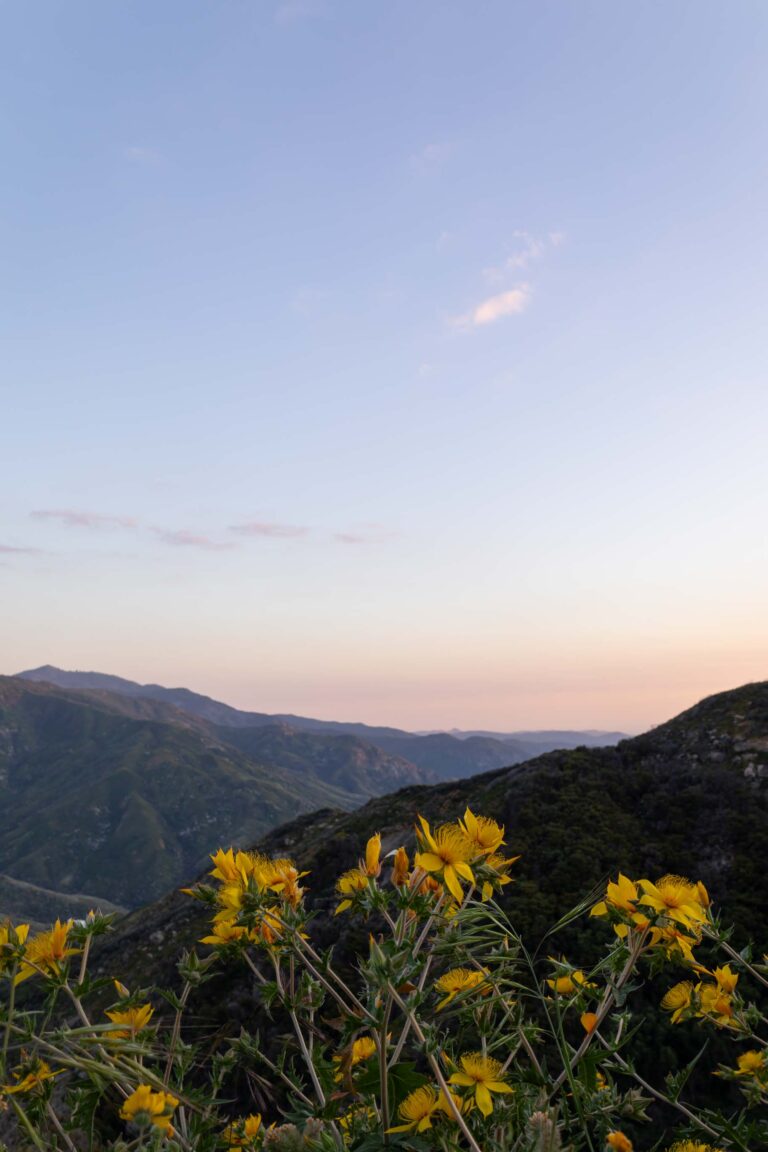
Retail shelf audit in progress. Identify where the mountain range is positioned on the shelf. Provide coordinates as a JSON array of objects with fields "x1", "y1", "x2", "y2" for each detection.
[{"x1": 2, "y1": 666, "x2": 626, "y2": 922}]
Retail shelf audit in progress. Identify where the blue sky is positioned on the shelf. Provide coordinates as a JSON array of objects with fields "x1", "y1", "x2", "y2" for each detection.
[{"x1": 3, "y1": 1, "x2": 768, "y2": 731}]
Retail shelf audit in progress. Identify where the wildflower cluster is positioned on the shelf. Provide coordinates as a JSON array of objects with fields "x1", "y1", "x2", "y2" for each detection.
[{"x1": 0, "y1": 808, "x2": 765, "y2": 1150}]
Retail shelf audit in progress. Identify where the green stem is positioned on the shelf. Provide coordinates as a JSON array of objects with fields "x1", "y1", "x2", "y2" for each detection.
[
  {"x1": 551, "y1": 927, "x2": 648, "y2": 1095},
  {"x1": 1, "y1": 965, "x2": 17, "y2": 1077},
  {"x1": 46, "y1": 1102, "x2": 79, "y2": 1152},
  {"x1": 163, "y1": 980, "x2": 192, "y2": 1087},
  {"x1": 8, "y1": 1096, "x2": 47, "y2": 1151}
]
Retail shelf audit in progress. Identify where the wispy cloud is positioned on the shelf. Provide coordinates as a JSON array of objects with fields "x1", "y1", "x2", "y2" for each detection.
[
  {"x1": 153, "y1": 529, "x2": 235, "y2": 551},
  {"x1": 0, "y1": 544, "x2": 42, "y2": 555},
  {"x1": 124, "y1": 145, "x2": 163, "y2": 166},
  {"x1": 484, "y1": 230, "x2": 565, "y2": 282},
  {"x1": 230, "y1": 520, "x2": 309, "y2": 539},
  {"x1": 31, "y1": 509, "x2": 137, "y2": 530},
  {"x1": 334, "y1": 524, "x2": 397, "y2": 545},
  {"x1": 454, "y1": 285, "x2": 531, "y2": 329}
]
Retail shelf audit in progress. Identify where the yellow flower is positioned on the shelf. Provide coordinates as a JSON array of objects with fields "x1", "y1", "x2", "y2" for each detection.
[
  {"x1": 201, "y1": 918, "x2": 248, "y2": 947},
  {"x1": 459, "y1": 808, "x2": 505, "y2": 856},
  {"x1": 591, "y1": 874, "x2": 638, "y2": 918},
  {"x1": 333, "y1": 1035, "x2": 377, "y2": 1081},
  {"x1": 364, "y1": 833, "x2": 381, "y2": 877},
  {"x1": 647, "y1": 923, "x2": 699, "y2": 965},
  {"x1": 661, "y1": 981, "x2": 694, "y2": 1023},
  {"x1": 667, "y1": 1143, "x2": 724, "y2": 1152},
  {"x1": 105, "y1": 1002, "x2": 154, "y2": 1039},
  {"x1": 638, "y1": 876, "x2": 708, "y2": 932},
  {"x1": 16, "y1": 920, "x2": 79, "y2": 984},
  {"x1": 415, "y1": 816, "x2": 474, "y2": 903},
  {"x1": 209, "y1": 848, "x2": 247, "y2": 885},
  {"x1": 449, "y1": 1052, "x2": 513, "y2": 1117},
  {"x1": 580, "y1": 1011, "x2": 599, "y2": 1033},
  {"x1": 0, "y1": 921, "x2": 30, "y2": 977},
  {"x1": 262, "y1": 859, "x2": 307, "y2": 907},
  {"x1": 606, "y1": 1134, "x2": 633, "y2": 1152},
  {"x1": 694, "y1": 881, "x2": 711, "y2": 908},
  {"x1": 3, "y1": 1060, "x2": 59, "y2": 1095},
  {"x1": 479, "y1": 852, "x2": 520, "y2": 901},
  {"x1": 735, "y1": 1049, "x2": 765, "y2": 1076},
  {"x1": 247, "y1": 906, "x2": 285, "y2": 946},
  {"x1": 712, "y1": 964, "x2": 738, "y2": 993},
  {"x1": 387, "y1": 1085, "x2": 461, "y2": 1132},
  {"x1": 434, "y1": 967, "x2": 490, "y2": 1010},
  {"x1": 222, "y1": 1113, "x2": 262, "y2": 1148},
  {"x1": 120, "y1": 1084, "x2": 178, "y2": 1132},
  {"x1": 339, "y1": 1104, "x2": 377, "y2": 1141},
  {"x1": 334, "y1": 867, "x2": 369, "y2": 914},
  {"x1": 696, "y1": 981, "x2": 734, "y2": 1027},
  {"x1": 546, "y1": 963, "x2": 596, "y2": 996},
  {"x1": 391, "y1": 846, "x2": 410, "y2": 886}
]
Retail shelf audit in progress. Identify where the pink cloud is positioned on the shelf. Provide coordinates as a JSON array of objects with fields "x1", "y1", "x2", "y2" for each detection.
[
  {"x1": 31, "y1": 509, "x2": 137, "y2": 530},
  {"x1": 455, "y1": 285, "x2": 531, "y2": 329},
  {"x1": 230, "y1": 521, "x2": 309, "y2": 539},
  {"x1": 334, "y1": 525, "x2": 397, "y2": 545},
  {"x1": 0, "y1": 544, "x2": 42, "y2": 555},
  {"x1": 153, "y1": 529, "x2": 235, "y2": 551}
]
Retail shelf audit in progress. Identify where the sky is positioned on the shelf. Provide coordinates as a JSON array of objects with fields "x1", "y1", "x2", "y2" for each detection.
[{"x1": 3, "y1": 1, "x2": 768, "y2": 733}]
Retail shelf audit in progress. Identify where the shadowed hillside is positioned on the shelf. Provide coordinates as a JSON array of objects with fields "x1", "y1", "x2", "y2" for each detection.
[{"x1": 94, "y1": 680, "x2": 768, "y2": 996}]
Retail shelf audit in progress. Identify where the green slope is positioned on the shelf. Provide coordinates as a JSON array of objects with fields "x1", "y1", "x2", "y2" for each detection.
[
  {"x1": 214, "y1": 722, "x2": 435, "y2": 799},
  {"x1": 0, "y1": 677, "x2": 355, "y2": 913}
]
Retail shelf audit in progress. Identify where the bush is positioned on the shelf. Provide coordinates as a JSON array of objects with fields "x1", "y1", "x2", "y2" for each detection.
[{"x1": 0, "y1": 809, "x2": 766, "y2": 1151}]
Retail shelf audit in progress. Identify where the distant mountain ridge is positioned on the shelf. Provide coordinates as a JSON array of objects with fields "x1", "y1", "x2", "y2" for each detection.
[
  {"x1": 17, "y1": 666, "x2": 629, "y2": 775},
  {"x1": 2, "y1": 667, "x2": 631, "y2": 924}
]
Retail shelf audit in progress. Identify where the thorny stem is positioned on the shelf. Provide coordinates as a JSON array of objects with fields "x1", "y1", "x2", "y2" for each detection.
[
  {"x1": 163, "y1": 980, "x2": 192, "y2": 1087},
  {"x1": 378, "y1": 998, "x2": 392, "y2": 1140},
  {"x1": 8, "y1": 1097, "x2": 47, "y2": 1152},
  {"x1": 1, "y1": 965, "x2": 17, "y2": 1077},
  {"x1": 388, "y1": 955, "x2": 432, "y2": 1069},
  {"x1": 77, "y1": 934, "x2": 91, "y2": 986},
  {"x1": 387, "y1": 982, "x2": 483, "y2": 1152},
  {"x1": 252, "y1": 1047, "x2": 315, "y2": 1108},
  {"x1": 716, "y1": 935, "x2": 768, "y2": 991},
  {"x1": 288, "y1": 938, "x2": 374, "y2": 1023},
  {"x1": 46, "y1": 1102, "x2": 79, "y2": 1152},
  {"x1": 273, "y1": 956, "x2": 326, "y2": 1107},
  {"x1": 597, "y1": 1034, "x2": 738, "y2": 1148},
  {"x1": 551, "y1": 927, "x2": 648, "y2": 1095},
  {"x1": 289, "y1": 1007, "x2": 326, "y2": 1106},
  {"x1": 293, "y1": 932, "x2": 373, "y2": 1020}
]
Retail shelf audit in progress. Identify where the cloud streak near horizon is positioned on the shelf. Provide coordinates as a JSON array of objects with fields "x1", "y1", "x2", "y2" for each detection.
[
  {"x1": 152, "y1": 528, "x2": 235, "y2": 551},
  {"x1": 25, "y1": 508, "x2": 395, "y2": 554},
  {"x1": 229, "y1": 520, "x2": 309, "y2": 539},
  {"x1": 31, "y1": 509, "x2": 137, "y2": 530}
]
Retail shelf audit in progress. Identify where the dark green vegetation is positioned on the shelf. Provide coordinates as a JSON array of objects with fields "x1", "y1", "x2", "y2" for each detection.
[
  {"x1": 95, "y1": 678, "x2": 768, "y2": 1000},
  {"x1": 79, "y1": 682, "x2": 767, "y2": 1144}
]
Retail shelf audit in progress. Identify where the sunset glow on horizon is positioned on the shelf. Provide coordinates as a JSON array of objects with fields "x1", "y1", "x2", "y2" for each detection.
[{"x1": 3, "y1": 2, "x2": 768, "y2": 734}]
